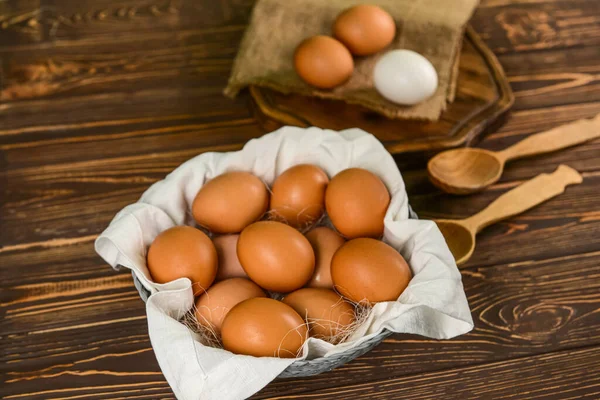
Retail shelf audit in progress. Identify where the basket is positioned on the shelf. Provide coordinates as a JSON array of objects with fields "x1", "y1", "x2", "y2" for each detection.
[{"x1": 130, "y1": 207, "x2": 418, "y2": 378}]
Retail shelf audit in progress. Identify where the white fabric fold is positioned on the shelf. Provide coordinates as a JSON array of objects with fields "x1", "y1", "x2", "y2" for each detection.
[{"x1": 95, "y1": 126, "x2": 473, "y2": 400}]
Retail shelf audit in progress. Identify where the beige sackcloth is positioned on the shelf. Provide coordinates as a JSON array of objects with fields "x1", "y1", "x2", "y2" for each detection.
[{"x1": 225, "y1": 0, "x2": 479, "y2": 121}]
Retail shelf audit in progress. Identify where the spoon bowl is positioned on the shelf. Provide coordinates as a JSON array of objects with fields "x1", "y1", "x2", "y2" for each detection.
[
  {"x1": 435, "y1": 220, "x2": 475, "y2": 265},
  {"x1": 428, "y1": 148, "x2": 503, "y2": 194},
  {"x1": 427, "y1": 114, "x2": 599, "y2": 195}
]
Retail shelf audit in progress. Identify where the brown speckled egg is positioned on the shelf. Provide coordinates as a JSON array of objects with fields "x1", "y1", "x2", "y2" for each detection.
[
  {"x1": 195, "y1": 278, "x2": 266, "y2": 334},
  {"x1": 333, "y1": 5, "x2": 396, "y2": 56},
  {"x1": 305, "y1": 227, "x2": 345, "y2": 289},
  {"x1": 213, "y1": 234, "x2": 248, "y2": 281},
  {"x1": 283, "y1": 288, "x2": 355, "y2": 341},
  {"x1": 325, "y1": 168, "x2": 390, "y2": 239},
  {"x1": 331, "y1": 238, "x2": 411, "y2": 304},
  {"x1": 147, "y1": 226, "x2": 217, "y2": 295},
  {"x1": 221, "y1": 297, "x2": 308, "y2": 358},
  {"x1": 192, "y1": 171, "x2": 268, "y2": 234},
  {"x1": 269, "y1": 164, "x2": 329, "y2": 229},
  {"x1": 237, "y1": 221, "x2": 315, "y2": 292},
  {"x1": 294, "y1": 35, "x2": 354, "y2": 89}
]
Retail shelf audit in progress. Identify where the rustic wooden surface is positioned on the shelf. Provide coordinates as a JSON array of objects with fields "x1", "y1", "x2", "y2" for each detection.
[
  {"x1": 251, "y1": 26, "x2": 515, "y2": 154},
  {"x1": 1, "y1": 0, "x2": 600, "y2": 399}
]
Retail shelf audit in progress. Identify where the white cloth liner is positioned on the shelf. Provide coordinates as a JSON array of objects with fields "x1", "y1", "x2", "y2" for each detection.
[{"x1": 95, "y1": 126, "x2": 473, "y2": 400}]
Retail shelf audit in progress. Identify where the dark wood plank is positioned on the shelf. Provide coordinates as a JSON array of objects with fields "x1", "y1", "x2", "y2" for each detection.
[
  {"x1": 0, "y1": 86, "x2": 255, "y2": 143},
  {"x1": 2, "y1": 99, "x2": 596, "y2": 174},
  {"x1": 3, "y1": 0, "x2": 598, "y2": 56},
  {"x1": 0, "y1": 1, "x2": 45, "y2": 47},
  {"x1": 258, "y1": 345, "x2": 600, "y2": 399},
  {"x1": 473, "y1": 0, "x2": 600, "y2": 54},
  {"x1": 0, "y1": 241, "x2": 110, "y2": 289},
  {"x1": 0, "y1": 26, "x2": 244, "y2": 103},
  {"x1": 3, "y1": 246, "x2": 600, "y2": 398},
  {"x1": 479, "y1": 102, "x2": 600, "y2": 156},
  {"x1": 0, "y1": 273, "x2": 143, "y2": 336},
  {"x1": 0, "y1": 269, "x2": 170, "y2": 398},
  {"x1": 498, "y1": 46, "x2": 600, "y2": 110},
  {"x1": 0, "y1": 115, "x2": 259, "y2": 169},
  {"x1": 0, "y1": 0, "x2": 253, "y2": 48}
]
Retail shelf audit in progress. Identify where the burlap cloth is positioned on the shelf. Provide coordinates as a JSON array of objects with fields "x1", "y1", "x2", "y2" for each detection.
[{"x1": 225, "y1": 0, "x2": 479, "y2": 121}]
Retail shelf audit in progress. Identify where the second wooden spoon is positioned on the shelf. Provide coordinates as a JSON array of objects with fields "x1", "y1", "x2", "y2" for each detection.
[
  {"x1": 428, "y1": 113, "x2": 599, "y2": 194},
  {"x1": 435, "y1": 165, "x2": 582, "y2": 266}
]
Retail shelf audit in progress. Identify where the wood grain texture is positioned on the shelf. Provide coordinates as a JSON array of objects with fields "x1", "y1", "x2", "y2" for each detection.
[
  {"x1": 0, "y1": 26, "x2": 244, "y2": 102},
  {"x1": 2, "y1": 0, "x2": 600, "y2": 399},
  {"x1": 472, "y1": 0, "x2": 600, "y2": 54},
  {"x1": 259, "y1": 346, "x2": 600, "y2": 399},
  {"x1": 0, "y1": 0, "x2": 253, "y2": 47},
  {"x1": 3, "y1": 245, "x2": 600, "y2": 399},
  {"x1": 254, "y1": 249, "x2": 600, "y2": 397},
  {"x1": 498, "y1": 46, "x2": 600, "y2": 110}
]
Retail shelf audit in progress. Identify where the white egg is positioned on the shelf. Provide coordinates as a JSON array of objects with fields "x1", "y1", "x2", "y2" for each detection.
[{"x1": 373, "y1": 50, "x2": 438, "y2": 105}]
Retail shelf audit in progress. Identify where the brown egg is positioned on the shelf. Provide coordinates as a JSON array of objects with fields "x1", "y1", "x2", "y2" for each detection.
[
  {"x1": 269, "y1": 164, "x2": 329, "y2": 229},
  {"x1": 331, "y1": 238, "x2": 411, "y2": 303},
  {"x1": 213, "y1": 235, "x2": 248, "y2": 281},
  {"x1": 147, "y1": 226, "x2": 217, "y2": 295},
  {"x1": 238, "y1": 221, "x2": 315, "y2": 292},
  {"x1": 221, "y1": 297, "x2": 308, "y2": 358},
  {"x1": 192, "y1": 171, "x2": 268, "y2": 234},
  {"x1": 294, "y1": 35, "x2": 354, "y2": 89},
  {"x1": 333, "y1": 5, "x2": 396, "y2": 56},
  {"x1": 195, "y1": 278, "x2": 266, "y2": 334},
  {"x1": 283, "y1": 288, "x2": 355, "y2": 341},
  {"x1": 305, "y1": 227, "x2": 345, "y2": 289},
  {"x1": 325, "y1": 168, "x2": 390, "y2": 239}
]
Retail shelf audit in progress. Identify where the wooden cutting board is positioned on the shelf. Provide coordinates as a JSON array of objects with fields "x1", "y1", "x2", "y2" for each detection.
[{"x1": 249, "y1": 26, "x2": 514, "y2": 154}]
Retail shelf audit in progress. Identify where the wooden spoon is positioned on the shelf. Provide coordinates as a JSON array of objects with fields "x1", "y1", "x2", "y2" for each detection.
[
  {"x1": 435, "y1": 165, "x2": 582, "y2": 266},
  {"x1": 428, "y1": 114, "x2": 599, "y2": 194}
]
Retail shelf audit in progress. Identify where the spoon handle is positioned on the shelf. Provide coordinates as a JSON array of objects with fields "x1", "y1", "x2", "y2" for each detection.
[
  {"x1": 462, "y1": 165, "x2": 582, "y2": 233},
  {"x1": 497, "y1": 113, "x2": 600, "y2": 162}
]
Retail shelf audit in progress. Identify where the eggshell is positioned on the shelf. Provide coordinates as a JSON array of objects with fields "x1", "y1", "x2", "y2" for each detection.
[
  {"x1": 373, "y1": 49, "x2": 438, "y2": 105},
  {"x1": 305, "y1": 227, "x2": 345, "y2": 289},
  {"x1": 237, "y1": 221, "x2": 315, "y2": 292},
  {"x1": 325, "y1": 168, "x2": 390, "y2": 239},
  {"x1": 333, "y1": 4, "x2": 396, "y2": 56},
  {"x1": 331, "y1": 238, "x2": 411, "y2": 303},
  {"x1": 294, "y1": 35, "x2": 354, "y2": 89},
  {"x1": 221, "y1": 297, "x2": 308, "y2": 358},
  {"x1": 213, "y1": 234, "x2": 248, "y2": 281},
  {"x1": 192, "y1": 171, "x2": 268, "y2": 234},
  {"x1": 283, "y1": 288, "x2": 355, "y2": 340},
  {"x1": 269, "y1": 164, "x2": 329, "y2": 229},
  {"x1": 195, "y1": 278, "x2": 266, "y2": 334},
  {"x1": 147, "y1": 226, "x2": 217, "y2": 295}
]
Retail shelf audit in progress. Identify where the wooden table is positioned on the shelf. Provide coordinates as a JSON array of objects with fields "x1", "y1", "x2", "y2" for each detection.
[{"x1": 1, "y1": 0, "x2": 599, "y2": 399}]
